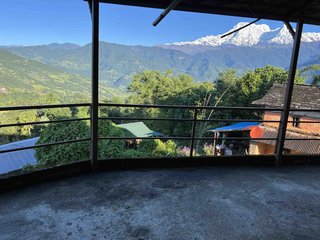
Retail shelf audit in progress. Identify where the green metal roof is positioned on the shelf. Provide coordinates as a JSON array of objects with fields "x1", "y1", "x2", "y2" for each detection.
[{"x1": 118, "y1": 122, "x2": 162, "y2": 138}]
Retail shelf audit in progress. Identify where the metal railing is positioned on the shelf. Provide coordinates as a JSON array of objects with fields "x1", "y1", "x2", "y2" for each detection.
[
  {"x1": 0, "y1": 103, "x2": 320, "y2": 165},
  {"x1": 0, "y1": 103, "x2": 91, "y2": 155},
  {"x1": 98, "y1": 103, "x2": 284, "y2": 158}
]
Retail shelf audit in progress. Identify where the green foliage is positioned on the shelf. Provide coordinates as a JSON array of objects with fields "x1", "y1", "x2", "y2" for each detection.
[
  {"x1": 213, "y1": 65, "x2": 305, "y2": 108},
  {"x1": 34, "y1": 115, "x2": 177, "y2": 167},
  {"x1": 138, "y1": 140, "x2": 157, "y2": 154},
  {"x1": 312, "y1": 75, "x2": 320, "y2": 86},
  {"x1": 0, "y1": 49, "x2": 125, "y2": 107},
  {"x1": 0, "y1": 49, "x2": 124, "y2": 143},
  {"x1": 2, "y1": 48, "x2": 314, "y2": 162},
  {"x1": 35, "y1": 119, "x2": 129, "y2": 167},
  {"x1": 301, "y1": 64, "x2": 320, "y2": 86},
  {"x1": 125, "y1": 70, "x2": 216, "y2": 138},
  {"x1": 238, "y1": 66, "x2": 289, "y2": 105},
  {"x1": 153, "y1": 140, "x2": 177, "y2": 157},
  {"x1": 35, "y1": 119, "x2": 90, "y2": 168},
  {"x1": 121, "y1": 139, "x2": 178, "y2": 158},
  {"x1": 98, "y1": 120, "x2": 125, "y2": 159}
]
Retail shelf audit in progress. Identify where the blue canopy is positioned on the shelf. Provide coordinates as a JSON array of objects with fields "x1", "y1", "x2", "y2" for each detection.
[{"x1": 208, "y1": 122, "x2": 259, "y2": 133}]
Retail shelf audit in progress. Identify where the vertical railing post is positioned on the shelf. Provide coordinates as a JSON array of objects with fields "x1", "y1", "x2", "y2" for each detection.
[
  {"x1": 213, "y1": 132, "x2": 217, "y2": 156},
  {"x1": 90, "y1": 0, "x2": 99, "y2": 171},
  {"x1": 275, "y1": 18, "x2": 304, "y2": 166},
  {"x1": 190, "y1": 108, "x2": 198, "y2": 157}
]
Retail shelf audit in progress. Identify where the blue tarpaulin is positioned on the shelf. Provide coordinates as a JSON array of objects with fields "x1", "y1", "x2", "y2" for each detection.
[{"x1": 208, "y1": 122, "x2": 260, "y2": 132}]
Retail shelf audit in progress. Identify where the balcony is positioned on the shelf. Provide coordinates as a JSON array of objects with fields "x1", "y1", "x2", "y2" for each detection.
[
  {"x1": 1, "y1": 0, "x2": 320, "y2": 238},
  {"x1": 1, "y1": 165, "x2": 320, "y2": 239},
  {"x1": 0, "y1": 103, "x2": 319, "y2": 190}
]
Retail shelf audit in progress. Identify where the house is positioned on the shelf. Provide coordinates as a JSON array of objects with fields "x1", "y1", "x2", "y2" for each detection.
[
  {"x1": 251, "y1": 83, "x2": 320, "y2": 155},
  {"x1": 208, "y1": 122, "x2": 259, "y2": 155},
  {"x1": 117, "y1": 122, "x2": 162, "y2": 149},
  {"x1": 0, "y1": 137, "x2": 38, "y2": 174}
]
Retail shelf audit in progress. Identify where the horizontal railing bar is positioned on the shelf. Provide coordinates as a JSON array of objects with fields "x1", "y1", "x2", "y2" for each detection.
[
  {"x1": 1, "y1": 103, "x2": 318, "y2": 113},
  {"x1": 195, "y1": 137, "x2": 278, "y2": 141},
  {"x1": 283, "y1": 138, "x2": 320, "y2": 141},
  {"x1": 4, "y1": 116, "x2": 318, "y2": 127},
  {"x1": 98, "y1": 117, "x2": 194, "y2": 122},
  {"x1": 289, "y1": 109, "x2": 320, "y2": 112},
  {"x1": 99, "y1": 136, "x2": 319, "y2": 141},
  {"x1": 98, "y1": 156, "x2": 191, "y2": 161},
  {"x1": 0, "y1": 138, "x2": 91, "y2": 154},
  {"x1": 0, "y1": 118, "x2": 90, "y2": 128},
  {"x1": 98, "y1": 103, "x2": 283, "y2": 111},
  {"x1": 99, "y1": 117, "x2": 280, "y2": 123},
  {"x1": 98, "y1": 137, "x2": 191, "y2": 140},
  {"x1": 98, "y1": 137, "x2": 278, "y2": 141},
  {"x1": 0, "y1": 103, "x2": 91, "y2": 112},
  {"x1": 196, "y1": 119, "x2": 279, "y2": 123},
  {"x1": 287, "y1": 121, "x2": 320, "y2": 123}
]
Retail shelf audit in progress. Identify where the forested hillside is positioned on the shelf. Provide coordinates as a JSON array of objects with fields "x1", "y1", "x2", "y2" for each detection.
[
  {"x1": 0, "y1": 49, "x2": 124, "y2": 144},
  {"x1": 6, "y1": 41, "x2": 320, "y2": 88},
  {"x1": 0, "y1": 49, "x2": 124, "y2": 107}
]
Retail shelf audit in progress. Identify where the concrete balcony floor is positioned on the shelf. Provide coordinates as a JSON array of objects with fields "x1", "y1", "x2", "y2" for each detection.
[{"x1": 1, "y1": 166, "x2": 320, "y2": 239}]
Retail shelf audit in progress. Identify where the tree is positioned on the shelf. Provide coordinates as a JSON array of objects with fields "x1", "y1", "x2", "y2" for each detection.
[
  {"x1": 41, "y1": 93, "x2": 72, "y2": 120},
  {"x1": 312, "y1": 75, "x2": 320, "y2": 86},
  {"x1": 34, "y1": 117, "x2": 177, "y2": 167},
  {"x1": 300, "y1": 64, "x2": 320, "y2": 86},
  {"x1": 98, "y1": 120, "x2": 126, "y2": 159},
  {"x1": 127, "y1": 70, "x2": 216, "y2": 138},
  {"x1": 35, "y1": 118, "x2": 90, "y2": 168},
  {"x1": 127, "y1": 70, "x2": 194, "y2": 105},
  {"x1": 35, "y1": 118, "x2": 127, "y2": 167}
]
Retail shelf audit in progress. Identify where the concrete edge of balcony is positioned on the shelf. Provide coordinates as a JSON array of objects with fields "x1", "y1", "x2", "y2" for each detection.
[{"x1": 0, "y1": 155, "x2": 319, "y2": 193}]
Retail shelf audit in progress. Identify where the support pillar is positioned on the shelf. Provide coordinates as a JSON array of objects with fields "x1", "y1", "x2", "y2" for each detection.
[
  {"x1": 275, "y1": 18, "x2": 304, "y2": 166},
  {"x1": 90, "y1": 0, "x2": 99, "y2": 171}
]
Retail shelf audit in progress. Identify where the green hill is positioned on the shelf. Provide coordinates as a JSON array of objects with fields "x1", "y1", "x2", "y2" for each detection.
[
  {"x1": 6, "y1": 42, "x2": 320, "y2": 88},
  {"x1": 0, "y1": 49, "x2": 124, "y2": 106}
]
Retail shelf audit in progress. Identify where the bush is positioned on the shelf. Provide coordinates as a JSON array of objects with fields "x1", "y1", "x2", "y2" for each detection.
[
  {"x1": 153, "y1": 139, "x2": 177, "y2": 157},
  {"x1": 35, "y1": 119, "x2": 127, "y2": 167},
  {"x1": 35, "y1": 119, "x2": 90, "y2": 168},
  {"x1": 98, "y1": 120, "x2": 125, "y2": 159},
  {"x1": 35, "y1": 118, "x2": 179, "y2": 167}
]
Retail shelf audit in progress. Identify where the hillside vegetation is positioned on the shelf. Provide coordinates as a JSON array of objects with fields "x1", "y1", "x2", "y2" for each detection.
[
  {"x1": 0, "y1": 49, "x2": 125, "y2": 144},
  {"x1": 6, "y1": 42, "x2": 320, "y2": 88},
  {"x1": 0, "y1": 49, "x2": 125, "y2": 106}
]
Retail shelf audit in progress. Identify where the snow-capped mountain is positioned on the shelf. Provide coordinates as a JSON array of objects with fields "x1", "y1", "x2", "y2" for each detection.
[{"x1": 162, "y1": 22, "x2": 320, "y2": 48}]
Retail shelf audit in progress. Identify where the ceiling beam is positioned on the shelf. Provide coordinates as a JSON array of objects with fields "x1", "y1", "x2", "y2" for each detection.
[
  {"x1": 283, "y1": 21, "x2": 295, "y2": 38},
  {"x1": 153, "y1": 0, "x2": 183, "y2": 26},
  {"x1": 87, "y1": 0, "x2": 93, "y2": 18},
  {"x1": 84, "y1": 0, "x2": 320, "y2": 26},
  {"x1": 221, "y1": 18, "x2": 261, "y2": 38}
]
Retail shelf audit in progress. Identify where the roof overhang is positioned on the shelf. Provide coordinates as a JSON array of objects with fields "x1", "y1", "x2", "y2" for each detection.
[{"x1": 85, "y1": 0, "x2": 320, "y2": 26}]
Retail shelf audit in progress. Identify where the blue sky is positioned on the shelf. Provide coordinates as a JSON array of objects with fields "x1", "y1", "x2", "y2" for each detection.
[{"x1": 1, "y1": 0, "x2": 319, "y2": 46}]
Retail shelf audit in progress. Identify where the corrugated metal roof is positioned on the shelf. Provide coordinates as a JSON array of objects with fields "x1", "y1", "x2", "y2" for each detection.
[
  {"x1": 0, "y1": 137, "x2": 38, "y2": 174},
  {"x1": 118, "y1": 122, "x2": 162, "y2": 138},
  {"x1": 208, "y1": 122, "x2": 259, "y2": 133},
  {"x1": 254, "y1": 126, "x2": 320, "y2": 154}
]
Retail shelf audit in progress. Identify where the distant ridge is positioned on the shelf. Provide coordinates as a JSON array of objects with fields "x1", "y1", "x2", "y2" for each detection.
[
  {"x1": 2, "y1": 22, "x2": 320, "y2": 86},
  {"x1": 160, "y1": 22, "x2": 320, "y2": 53}
]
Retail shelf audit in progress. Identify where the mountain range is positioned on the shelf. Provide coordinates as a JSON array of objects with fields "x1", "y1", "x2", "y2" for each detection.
[
  {"x1": 161, "y1": 22, "x2": 320, "y2": 53},
  {"x1": 2, "y1": 22, "x2": 320, "y2": 91}
]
